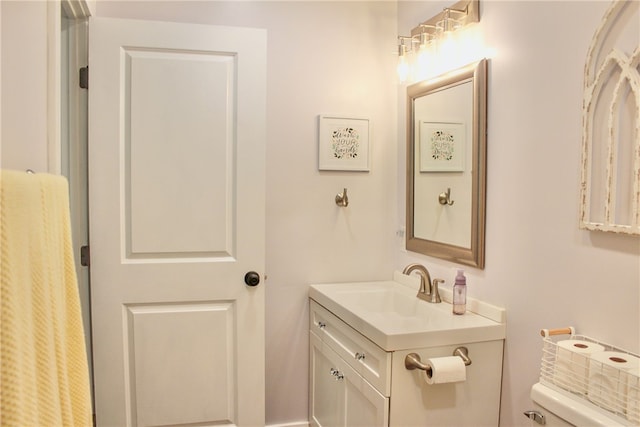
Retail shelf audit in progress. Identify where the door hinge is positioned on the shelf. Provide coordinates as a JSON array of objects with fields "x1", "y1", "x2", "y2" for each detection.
[
  {"x1": 79, "y1": 66, "x2": 89, "y2": 89},
  {"x1": 80, "y1": 245, "x2": 90, "y2": 267}
]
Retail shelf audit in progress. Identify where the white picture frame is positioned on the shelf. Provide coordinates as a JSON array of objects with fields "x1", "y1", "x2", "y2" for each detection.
[
  {"x1": 318, "y1": 115, "x2": 370, "y2": 171},
  {"x1": 419, "y1": 121, "x2": 465, "y2": 172}
]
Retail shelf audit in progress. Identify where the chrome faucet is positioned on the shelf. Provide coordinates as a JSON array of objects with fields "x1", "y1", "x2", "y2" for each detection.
[{"x1": 402, "y1": 263, "x2": 442, "y2": 303}]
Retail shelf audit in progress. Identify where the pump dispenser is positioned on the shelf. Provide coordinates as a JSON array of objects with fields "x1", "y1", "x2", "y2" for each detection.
[{"x1": 453, "y1": 269, "x2": 467, "y2": 315}]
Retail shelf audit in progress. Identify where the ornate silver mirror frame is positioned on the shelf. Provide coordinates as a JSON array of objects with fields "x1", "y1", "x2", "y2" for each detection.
[{"x1": 406, "y1": 59, "x2": 487, "y2": 268}]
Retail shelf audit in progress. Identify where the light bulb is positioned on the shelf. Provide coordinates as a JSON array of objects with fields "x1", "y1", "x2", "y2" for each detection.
[
  {"x1": 397, "y1": 55, "x2": 410, "y2": 83},
  {"x1": 414, "y1": 44, "x2": 432, "y2": 81},
  {"x1": 436, "y1": 18, "x2": 459, "y2": 70}
]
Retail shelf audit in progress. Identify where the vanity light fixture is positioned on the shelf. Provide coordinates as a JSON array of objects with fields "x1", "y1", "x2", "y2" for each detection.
[
  {"x1": 417, "y1": 27, "x2": 434, "y2": 50},
  {"x1": 397, "y1": 0, "x2": 480, "y2": 82},
  {"x1": 397, "y1": 37, "x2": 411, "y2": 82}
]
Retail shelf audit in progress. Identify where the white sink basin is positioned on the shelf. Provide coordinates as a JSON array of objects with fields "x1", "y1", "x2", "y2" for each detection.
[
  {"x1": 309, "y1": 272, "x2": 506, "y2": 351},
  {"x1": 335, "y1": 286, "x2": 423, "y2": 317}
]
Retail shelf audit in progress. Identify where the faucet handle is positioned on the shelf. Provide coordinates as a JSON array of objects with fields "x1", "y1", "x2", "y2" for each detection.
[{"x1": 431, "y1": 279, "x2": 444, "y2": 303}]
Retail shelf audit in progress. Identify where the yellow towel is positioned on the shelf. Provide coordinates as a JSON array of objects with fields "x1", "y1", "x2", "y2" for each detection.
[{"x1": 1, "y1": 170, "x2": 92, "y2": 427}]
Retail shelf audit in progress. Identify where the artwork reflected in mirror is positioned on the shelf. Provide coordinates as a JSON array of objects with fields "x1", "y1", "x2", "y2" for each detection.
[{"x1": 406, "y1": 59, "x2": 487, "y2": 268}]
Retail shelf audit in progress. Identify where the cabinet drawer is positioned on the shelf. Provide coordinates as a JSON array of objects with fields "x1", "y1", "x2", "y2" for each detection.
[{"x1": 310, "y1": 300, "x2": 391, "y2": 395}]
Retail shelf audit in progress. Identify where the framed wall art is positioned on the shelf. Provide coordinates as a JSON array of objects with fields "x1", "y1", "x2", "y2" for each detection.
[
  {"x1": 419, "y1": 121, "x2": 465, "y2": 172},
  {"x1": 318, "y1": 115, "x2": 370, "y2": 171}
]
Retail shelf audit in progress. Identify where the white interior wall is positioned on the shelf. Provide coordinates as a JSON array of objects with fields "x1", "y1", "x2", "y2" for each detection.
[
  {"x1": 397, "y1": 1, "x2": 640, "y2": 426},
  {"x1": 0, "y1": 1, "x2": 49, "y2": 172},
  {"x1": 1, "y1": 1, "x2": 638, "y2": 426}
]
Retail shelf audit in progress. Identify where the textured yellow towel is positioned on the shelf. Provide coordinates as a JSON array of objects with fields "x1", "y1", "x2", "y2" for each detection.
[{"x1": 1, "y1": 170, "x2": 92, "y2": 427}]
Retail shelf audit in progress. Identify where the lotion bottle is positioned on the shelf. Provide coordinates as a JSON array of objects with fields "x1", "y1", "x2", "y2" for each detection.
[{"x1": 453, "y1": 269, "x2": 466, "y2": 315}]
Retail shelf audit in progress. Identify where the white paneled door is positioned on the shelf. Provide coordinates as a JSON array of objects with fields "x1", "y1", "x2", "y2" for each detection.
[{"x1": 88, "y1": 17, "x2": 266, "y2": 427}]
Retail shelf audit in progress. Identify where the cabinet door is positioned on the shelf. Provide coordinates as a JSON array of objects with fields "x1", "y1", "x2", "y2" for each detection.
[
  {"x1": 344, "y1": 371, "x2": 388, "y2": 427},
  {"x1": 310, "y1": 333, "x2": 344, "y2": 427},
  {"x1": 310, "y1": 332, "x2": 389, "y2": 427}
]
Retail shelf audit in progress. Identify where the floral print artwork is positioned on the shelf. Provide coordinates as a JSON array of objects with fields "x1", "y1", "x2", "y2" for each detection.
[
  {"x1": 331, "y1": 127, "x2": 360, "y2": 159},
  {"x1": 419, "y1": 121, "x2": 464, "y2": 172},
  {"x1": 430, "y1": 130, "x2": 455, "y2": 161},
  {"x1": 318, "y1": 116, "x2": 370, "y2": 171}
]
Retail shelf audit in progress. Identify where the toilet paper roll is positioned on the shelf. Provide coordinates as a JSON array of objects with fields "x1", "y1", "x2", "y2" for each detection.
[
  {"x1": 424, "y1": 356, "x2": 466, "y2": 385},
  {"x1": 553, "y1": 339, "x2": 605, "y2": 394},
  {"x1": 588, "y1": 351, "x2": 640, "y2": 413},
  {"x1": 626, "y1": 366, "x2": 640, "y2": 424}
]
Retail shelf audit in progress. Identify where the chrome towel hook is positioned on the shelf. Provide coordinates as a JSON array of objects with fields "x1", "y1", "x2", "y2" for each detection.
[
  {"x1": 438, "y1": 187, "x2": 454, "y2": 206},
  {"x1": 335, "y1": 188, "x2": 349, "y2": 207}
]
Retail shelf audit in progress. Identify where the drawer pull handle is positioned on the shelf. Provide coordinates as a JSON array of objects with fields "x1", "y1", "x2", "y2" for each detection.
[
  {"x1": 329, "y1": 368, "x2": 344, "y2": 380},
  {"x1": 523, "y1": 410, "x2": 546, "y2": 425},
  {"x1": 355, "y1": 352, "x2": 366, "y2": 361},
  {"x1": 317, "y1": 321, "x2": 326, "y2": 329}
]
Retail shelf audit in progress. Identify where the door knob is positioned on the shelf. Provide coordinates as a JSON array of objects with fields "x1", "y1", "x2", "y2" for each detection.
[{"x1": 244, "y1": 271, "x2": 260, "y2": 287}]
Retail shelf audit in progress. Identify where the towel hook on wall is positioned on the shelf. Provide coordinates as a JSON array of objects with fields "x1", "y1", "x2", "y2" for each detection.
[
  {"x1": 438, "y1": 187, "x2": 454, "y2": 206},
  {"x1": 335, "y1": 188, "x2": 349, "y2": 207}
]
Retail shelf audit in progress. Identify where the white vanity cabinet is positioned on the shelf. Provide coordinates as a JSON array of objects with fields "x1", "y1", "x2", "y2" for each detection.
[
  {"x1": 309, "y1": 301, "x2": 390, "y2": 427},
  {"x1": 309, "y1": 292, "x2": 506, "y2": 427}
]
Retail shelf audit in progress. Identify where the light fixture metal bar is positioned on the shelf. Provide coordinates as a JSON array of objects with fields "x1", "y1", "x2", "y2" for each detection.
[{"x1": 410, "y1": 0, "x2": 479, "y2": 37}]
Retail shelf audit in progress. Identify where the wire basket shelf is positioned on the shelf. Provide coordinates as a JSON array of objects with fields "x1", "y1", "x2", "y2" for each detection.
[{"x1": 540, "y1": 331, "x2": 640, "y2": 424}]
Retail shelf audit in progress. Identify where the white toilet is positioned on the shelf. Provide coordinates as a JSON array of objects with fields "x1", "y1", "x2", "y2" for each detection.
[{"x1": 528, "y1": 382, "x2": 632, "y2": 426}]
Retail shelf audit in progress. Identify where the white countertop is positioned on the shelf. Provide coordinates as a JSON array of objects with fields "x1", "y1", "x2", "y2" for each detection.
[{"x1": 309, "y1": 272, "x2": 506, "y2": 351}]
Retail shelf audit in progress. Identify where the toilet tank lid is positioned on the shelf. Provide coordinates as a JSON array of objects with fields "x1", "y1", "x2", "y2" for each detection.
[{"x1": 530, "y1": 383, "x2": 628, "y2": 427}]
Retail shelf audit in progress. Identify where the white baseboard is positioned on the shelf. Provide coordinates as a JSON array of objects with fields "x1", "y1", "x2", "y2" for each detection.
[{"x1": 267, "y1": 421, "x2": 309, "y2": 427}]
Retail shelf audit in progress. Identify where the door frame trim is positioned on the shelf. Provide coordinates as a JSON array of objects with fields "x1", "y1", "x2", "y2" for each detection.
[
  {"x1": 51, "y1": 0, "x2": 91, "y2": 173},
  {"x1": 58, "y1": 0, "x2": 93, "y2": 412}
]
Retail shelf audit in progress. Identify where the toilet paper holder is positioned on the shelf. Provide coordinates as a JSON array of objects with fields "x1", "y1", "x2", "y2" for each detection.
[{"x1": 404, "y1": 346, "x2": 472, "y2": 375}]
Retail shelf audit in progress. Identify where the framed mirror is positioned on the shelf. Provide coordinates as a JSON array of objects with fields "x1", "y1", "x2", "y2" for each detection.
[{"x1": 406, "y1": 59, "x2": 487, "y2": 268}]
